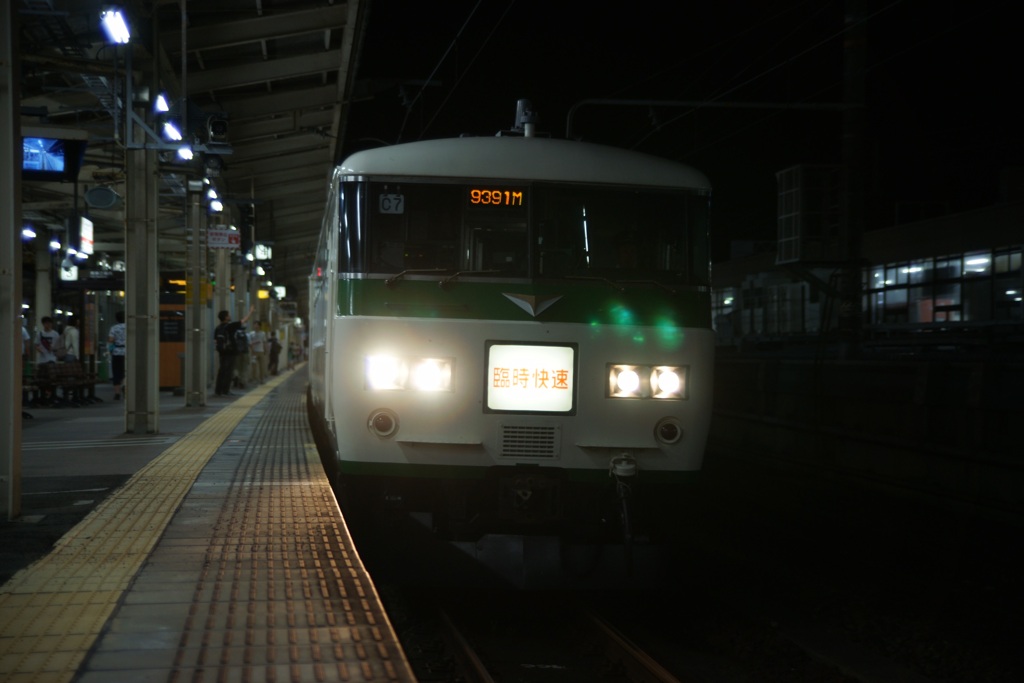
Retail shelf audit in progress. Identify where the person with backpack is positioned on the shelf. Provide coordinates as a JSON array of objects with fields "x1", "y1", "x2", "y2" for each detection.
[{"x1": 214, "y1": 305, "x2": 254, "y2": 396}]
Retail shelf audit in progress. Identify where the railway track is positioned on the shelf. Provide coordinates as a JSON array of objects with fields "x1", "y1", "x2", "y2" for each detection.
[
  {"x1": 359, "y1": 448, "x2": 1023, "y2": 682},
  {"x1": 390, "y1": 588, "x2": 682, "y2": 683}
]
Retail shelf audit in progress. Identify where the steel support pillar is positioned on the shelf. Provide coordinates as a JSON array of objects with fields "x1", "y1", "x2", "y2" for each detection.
[
  {"x1": 184, "y1": 188, "x2": 208, "y2": 406},
  {"x1": 1, "y1": 0, "x2": 24, "y2": 520},
  {"x1": 124, "y1": 111, "x2": 160, "y2": 433}
]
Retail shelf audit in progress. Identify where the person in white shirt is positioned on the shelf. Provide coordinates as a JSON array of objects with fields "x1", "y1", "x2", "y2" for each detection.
[
  {"x1": 108, "y1": 311, "x2": 127, "y2": 400},
  {"x1": 62, "y1": 315, "x2": 80, "y2": 362},
  {"x1": 34, "y1": 316, "x2": 62, "y2": 403},
  {"x1": 34, "y1": 316, "x2": 61, "y2": 364},
  {"x1": 248, "y1": 320, "x2": 269, "y2": 384}
]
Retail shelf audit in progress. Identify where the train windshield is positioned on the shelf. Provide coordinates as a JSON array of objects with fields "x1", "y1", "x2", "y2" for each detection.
[{"x1": 341, "y1": 180, "x2": 710, "y2": 286}]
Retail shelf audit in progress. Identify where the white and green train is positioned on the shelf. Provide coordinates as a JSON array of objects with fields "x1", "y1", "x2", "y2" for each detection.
[{"x1": 308, "y1": 103, "x2": 714, "y2": 581}]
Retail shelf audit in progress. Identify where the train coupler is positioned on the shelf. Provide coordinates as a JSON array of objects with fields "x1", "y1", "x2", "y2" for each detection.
[{"x1": 609, "y1": 454, "x2": 638, "y2": 572}]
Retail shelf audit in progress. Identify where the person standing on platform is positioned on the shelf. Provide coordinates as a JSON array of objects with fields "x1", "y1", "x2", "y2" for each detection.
[
  {"x1": 233, "y1": 318, "x2": 251, "y2": 389},
  {"x1": 287, "y1": 339, "x2": 299, "y2": 370},
  {"x1": 34, "y1": 316, "x2": 62, "y2": 403},
  {"x1": 22, "y1": 320, "x2": 34, "y2": 418},
  {"x1": 107, "y1": 311, "x2": 127, "y2": 400},
  {"x1": 62, "y1": 315, "x2": 80, "y2": 362},
  {"x1": 267, "y1": 332, "x2": 282, "y2": 376},
  {"x1": 249, "y1": 320, "x2": 268, "y2": 384},
  {"x1": 214, "y1": 305, "x2": 254, "y2": 396},
  {"x1": 34, "y1": 316, "x2": 61, "y2": 364}
]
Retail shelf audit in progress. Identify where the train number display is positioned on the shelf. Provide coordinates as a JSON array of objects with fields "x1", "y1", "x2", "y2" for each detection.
[{"x1": 468, "y1": 187, "x2": 524, "y2": 207}]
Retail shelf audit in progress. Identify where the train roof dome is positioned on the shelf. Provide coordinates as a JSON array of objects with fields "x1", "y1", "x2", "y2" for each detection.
[{"x1": 339, "y1": 136, "x2": 711, "y2": 190}]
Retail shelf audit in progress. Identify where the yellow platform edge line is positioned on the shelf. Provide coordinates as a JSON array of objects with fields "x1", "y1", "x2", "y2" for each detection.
[{"x1": 0, "y1": 367, "x2": 301, "y2": 682}]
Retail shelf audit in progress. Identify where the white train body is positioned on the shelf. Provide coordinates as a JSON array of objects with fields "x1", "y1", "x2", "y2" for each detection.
[{"x1": 308, "y1": 128, "x2": 713, "y2": 550}]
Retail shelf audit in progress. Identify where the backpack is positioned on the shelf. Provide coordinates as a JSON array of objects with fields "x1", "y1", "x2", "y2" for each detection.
[
  {"x1": 214, "y1": 324, "x2": 233, "y2": 354},
  {"x1": 233, "y1": 328, "x2": 249, "y2": 354}
]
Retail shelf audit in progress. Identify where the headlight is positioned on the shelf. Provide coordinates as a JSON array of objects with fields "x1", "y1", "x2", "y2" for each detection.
[
  {"x1": 609, "y1": 365, "x2": 643, "y2": 398},
  {"x1": 366, "y1": 355, "x2": 406, "y2": 390},
  {"x1": 651, "y1": 366, "x2": 685, "y2": 399},
  {"x1": 366, "y1": 355, "x2": 453, "y2": 392},
  {"x1": 411, "y1": 358, "x2": 452, "y2": 392},
  {"x1": 608, "y1": 363, "x2": 687, "y2": 399}
]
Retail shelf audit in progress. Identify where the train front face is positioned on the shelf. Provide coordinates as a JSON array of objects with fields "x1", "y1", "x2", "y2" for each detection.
[{"x1": 326, "y1": 139, "x2": 713, "y2": 543}]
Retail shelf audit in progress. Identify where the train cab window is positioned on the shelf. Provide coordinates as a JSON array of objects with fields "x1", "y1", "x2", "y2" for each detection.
[
  {"x1": 351, "y1": 179, "x2": 710, "y2": 286},
  {"x1": 360, "y1": 182, "x2": 462, "y2": 273},
  {"x1": 532, "y1": 184, "x2": 710, "y2": 286},
  {"x1": 467, "y1": 223, "x2": 528, "y2": 275}
]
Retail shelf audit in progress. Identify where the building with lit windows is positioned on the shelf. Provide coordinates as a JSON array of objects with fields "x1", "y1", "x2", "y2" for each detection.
[{"x1": 712, "y1": 197, "x2": 1023, "y2": 359}]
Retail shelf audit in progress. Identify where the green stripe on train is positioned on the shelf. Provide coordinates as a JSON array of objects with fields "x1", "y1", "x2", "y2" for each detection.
[{"x1": 336, "y1": 279, "x2": 712, "y2": 327}]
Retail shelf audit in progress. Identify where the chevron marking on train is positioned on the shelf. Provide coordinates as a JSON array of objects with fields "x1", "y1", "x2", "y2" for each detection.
[{"x1": 22, "y1": 437, "x2": 179, "y2": 451}]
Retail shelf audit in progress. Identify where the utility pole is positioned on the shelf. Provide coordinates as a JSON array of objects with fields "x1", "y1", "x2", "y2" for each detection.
[{"x1": 838, "y1": 0, "x2": 867, "y2": 357}]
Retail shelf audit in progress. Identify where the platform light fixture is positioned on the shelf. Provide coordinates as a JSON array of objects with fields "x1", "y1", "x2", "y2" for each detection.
[
  {"x1": 100, "y1": 8, "x2": 131, "y2": 44},
  {"x1": 162, "y1": 121, "x2": 182, "y2": 141}
]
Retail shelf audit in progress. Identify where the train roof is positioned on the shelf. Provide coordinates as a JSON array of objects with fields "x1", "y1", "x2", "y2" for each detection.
[{"x1": 338, "y1": 136, "x2": 711, "y2": 190}]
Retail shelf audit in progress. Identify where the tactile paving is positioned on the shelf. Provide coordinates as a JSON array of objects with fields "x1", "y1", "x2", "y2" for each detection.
[{"x1": 0, "y1": 371, "x2": 414, "y2": 683}]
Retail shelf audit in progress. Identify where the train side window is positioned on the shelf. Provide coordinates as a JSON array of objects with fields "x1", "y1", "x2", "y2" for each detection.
[{"x1": 402, "y1": 243, "x2": 458, "y2": 270}]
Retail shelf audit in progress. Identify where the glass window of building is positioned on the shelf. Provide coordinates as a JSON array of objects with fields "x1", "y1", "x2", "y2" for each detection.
[{"x1": 963, "y1": 250, "x2": 991, "y2": 278}]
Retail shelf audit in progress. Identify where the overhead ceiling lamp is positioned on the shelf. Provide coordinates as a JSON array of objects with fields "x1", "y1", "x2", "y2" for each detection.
[
  {"x1": 177, "y1": 146, "x2": 194, "y2": 160},
  {"x1": 162, "y1": 121, "x2": 182, "y2": 141},
  {"x1": 100, "y1": 8, "x2": 131, "y2": 44},
  {"x1": 155, "y1": 93, "x2": 170, "y2": 113}
]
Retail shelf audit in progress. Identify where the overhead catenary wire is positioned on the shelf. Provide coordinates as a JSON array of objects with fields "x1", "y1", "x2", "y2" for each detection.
[
  {"x1": 418, "y1": 0, "x2": 516, "y2": 140},
  {"x1": 396, "y1": 0, "x2": 507, "y2": 143},
  {"x1": 629, "y1": 1, "x2": 899, "y2": 153}
]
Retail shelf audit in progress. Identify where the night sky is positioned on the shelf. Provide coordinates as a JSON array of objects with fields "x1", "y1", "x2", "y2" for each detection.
[{"x1": 342, "y1": 0, "x2": 1019, "y2": 261}]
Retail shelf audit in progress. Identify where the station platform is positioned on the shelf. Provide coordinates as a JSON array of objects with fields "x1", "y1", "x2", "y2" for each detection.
[{"x1": 2, "y1": 368, "x2": 415, "y2": 683}]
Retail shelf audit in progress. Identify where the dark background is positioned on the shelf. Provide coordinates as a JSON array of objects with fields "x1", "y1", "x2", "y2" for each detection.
[{"x1": 343, "y1": 0, "x2": 1020, "y2": 261}]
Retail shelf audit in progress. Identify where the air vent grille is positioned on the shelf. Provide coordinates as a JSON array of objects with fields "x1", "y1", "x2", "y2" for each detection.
[{"x1": 500, "y1": 425, "x2": 559, "y2": 458}]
